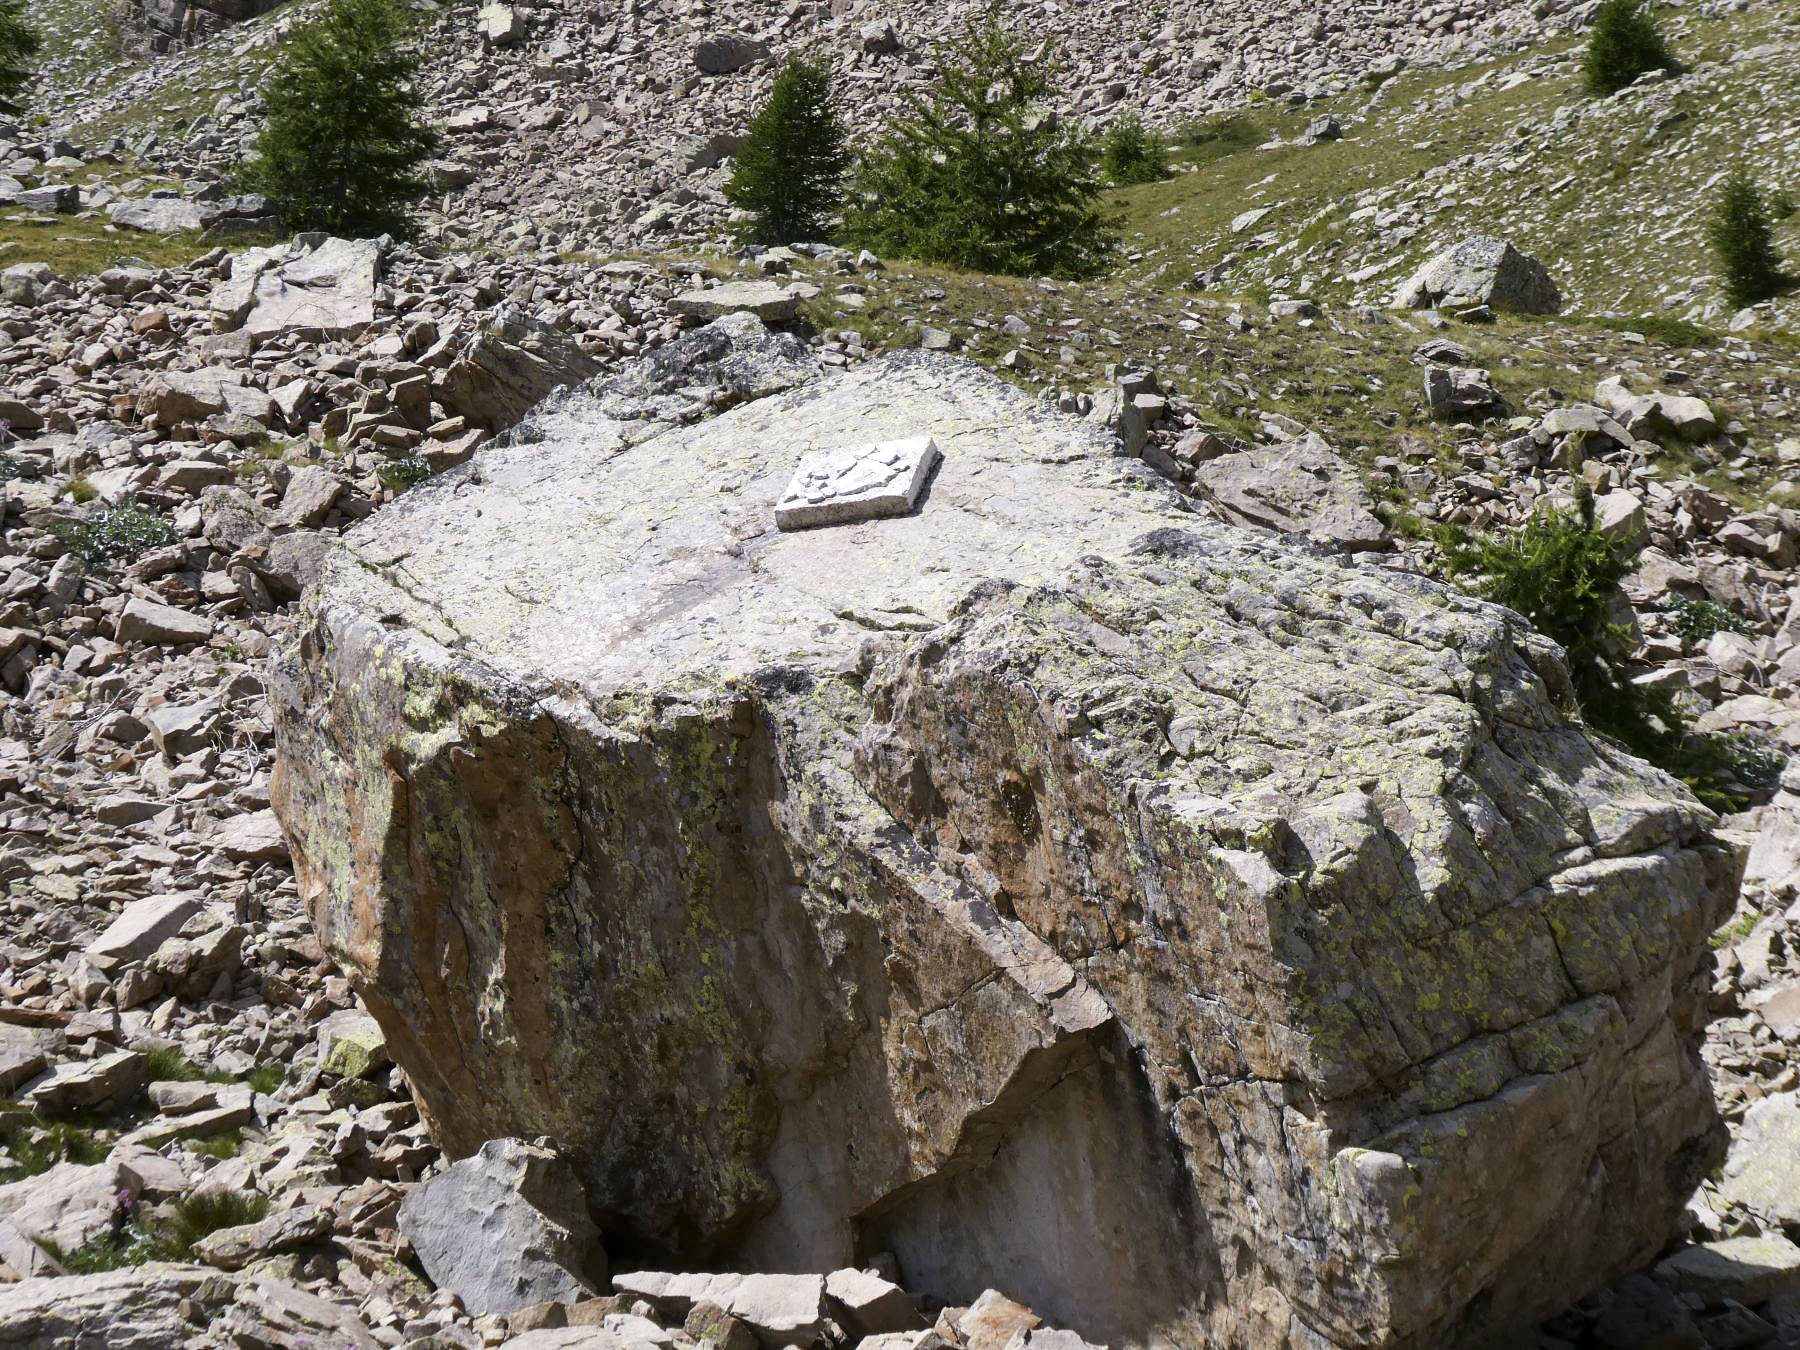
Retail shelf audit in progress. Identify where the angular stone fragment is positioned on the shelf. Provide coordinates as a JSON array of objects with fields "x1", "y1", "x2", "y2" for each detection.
[
  {"x1": 668, "y1": 280, "x2": 803, "y2": 322},
  {"x1": 317, "y1": 1010, "x2": 390, "y2": 1079},
  {"x1": 776, "y1": 435, "x2": 939, "y2": 531},
  {"x1": 1423, "y1": 363, "x2": 1510, "y2": 420},
  {"x1": 110, "y1": 197, "x2": 205, "y2": 234},
  {"x1": 194, "y1": 1204, "x2": 332, "y2": 1270},
  {"x1": 26, "y1": 1049, "x2": 148, "y2": 1111},
  {"x1": 1186, "y1": 431, "x2": 1386, "y2": 549},
  {"x1": 211, "y1": 237, "x2": 381, "y2": 338},
  {"x1": 694, "y1": 31, "x2": 769, "y2": 73},
  {"x1": 396, "y1": 1138, "x2": 605, "y2": 1316},
  {"x1": 957, "y1": 1290, "x2": 1041, "y2": 1350},
  {"x1": 0, "y1": 1161, "x2": 132, "y2": 1250},
  {"x1": 211, "y1": 808, "x2": 290, "y2": 863},
  {"x1": 116, "y1": 597, "x2": 212, "y2": 647},
  {"x1": 1390, "y1": 236, "x2": 1562, "y2": 313},
  {"x1": 146, "y1": 700, "x2": 222, "y2": 757},
  {"x1": 273, "y1": 354, "x2": 1740, "y2": 1350},
  {"x1": 477, "y1": 1, "x2": 523, "y2": 44},
  {"x1": 436, "y1": 308, "x2": 601, "y2": 432},
  {"x1": 1718, "y1": 1091, "x2": 1800, "y2": 1229},
  {"x1": 0, "y1": 1263, "x2": 229, "y2": 1349},
  {"x1": 826, "y1": 1267, "x2": 925, "y2": 1337},
  {"x1": 1655, "y1": 1234, "x2": 1800, "y2": 1305},
  {"x1": 0, "y1": 1025, "x2": 47, "y2": 1093},
  {"x1": 86, "y1": 893, "x2": 203, "y2": 966}
]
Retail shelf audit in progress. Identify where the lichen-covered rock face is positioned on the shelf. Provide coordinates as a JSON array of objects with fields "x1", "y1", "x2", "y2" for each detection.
[{"x1": 270, "y1": 353, "x2": 1740, "y2": 1350}]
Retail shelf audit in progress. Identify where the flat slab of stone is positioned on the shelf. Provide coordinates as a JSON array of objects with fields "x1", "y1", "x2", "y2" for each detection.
[
  {"x1": 668, "y1": 280, "x2": 803, "y2": 323},
  {"x1": 210, "y1": 236, "x2": 381, "y2": 338},
  {"x1": 775, "y1": 435, "x2": 939, "y2": 531},
  {"x1": 1718, "y1": 1090, "x2": 1800, "y2": 1228},
  {"x1": 86, "y1": 893, "x2": 203, "y2": 966},
  {"x1": 1655, "y1": 1233, "x2": 1800, "y2": 1305},
  {"x1": 109, "y1": 198, "x2": 204, "y2": 234}
]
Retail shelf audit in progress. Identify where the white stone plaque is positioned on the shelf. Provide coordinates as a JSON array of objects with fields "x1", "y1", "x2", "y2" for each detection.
[{"x1": 774, "y1": 435, "x2": 941, "y2": 531}]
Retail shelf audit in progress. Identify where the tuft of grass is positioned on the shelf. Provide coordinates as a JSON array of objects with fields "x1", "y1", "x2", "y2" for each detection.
[
  {"x1": 188, "y1": 1129, "x2": 245, "y2": 1160},
  {"x1": 160, "y1": 1188, "x2": 269, "y2": 1252},
  {"x1": 1176, "y1": 111, "x2": 1264, "y2": 166},
  {"x1": 0, "y1": 1112, "x2": 108, "y2": 1180},
  {"x1": 1568, "y1": 313, "x2": 1720, "y2": 348},
  {"x1": 144, "y1": 1047, "x2": 207, "y2": 1083},
  {"x1": 247, "y1": 1064, "x2": 285, "y2": 1095},
  {"x1": 1709, "y1": 907, "x2": 1761, "y2": 950},
  {"x1": 32, "y1": 1188, "x2": 271, "y2": 1273}
]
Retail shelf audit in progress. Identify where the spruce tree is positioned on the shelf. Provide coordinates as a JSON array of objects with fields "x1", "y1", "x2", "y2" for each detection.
[
  {"x1": 1101, "y1": 113, "x2": 1169, "y2": 186},
  {"x1": 0, "y1": 0, "x2": 44, "y2": 118},
  {"x1": 725, "y1": 55, "x2": 850, "y2": 246},
  {"x1": 237, "y1": 0, "x2": 439, "y2": 238},
  {"x1": 847, "y1": 12, "x2": 1115, "y2": 278},
  {"x1": 1582, "y1": 0, "x2": 1676, "y2": 96},
  {"x1": 1707, "y1": 168, "x2": 1784, "y2": 309}
]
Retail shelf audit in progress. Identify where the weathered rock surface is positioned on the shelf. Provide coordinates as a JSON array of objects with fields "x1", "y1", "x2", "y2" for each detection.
[
  {"x1": 396, "y1": 1137, "x2": 605, "y2": 1317},
  {"x1": 1391, "y1": 236, "x2": 1562, "y2": 314},
  {"x1": 1186, "y1": 431, "x2": 1387, "y2": 550},
  {"x1": 437, "y1": 307, "x2": 603, "y2": 433},
  {"x1": 210, "y1": 236, "x2": 382, "y2": 338},
  {"x1": 0, "y1": 1263, "x2": 228, "y2": 1348},
  {"x1": 272, "y1": 354, "x2": 1740, "y2": 1348}
]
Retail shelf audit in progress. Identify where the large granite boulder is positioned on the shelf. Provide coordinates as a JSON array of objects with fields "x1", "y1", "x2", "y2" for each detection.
[
  {"x1": 271, "y1": 353, "x2": 1739, "y2": 1349},
  {"x1": 1390, "y1": 236, "x2": 1562, "y2": 314}
]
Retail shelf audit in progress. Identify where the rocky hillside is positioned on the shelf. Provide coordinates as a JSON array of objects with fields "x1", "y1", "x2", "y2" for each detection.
[{"x1": 2, "y1": 0, "x2": 1800, "y2": 1347}]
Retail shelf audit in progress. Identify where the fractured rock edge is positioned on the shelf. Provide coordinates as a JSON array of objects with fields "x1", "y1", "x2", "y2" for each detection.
[{"x1": 271, "y1": 353, "x2": 1740, "y2": 1350}]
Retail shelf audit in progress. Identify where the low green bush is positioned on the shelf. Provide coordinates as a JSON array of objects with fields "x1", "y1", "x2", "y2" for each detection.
[
  {"x1": 1435, "y1": 486, "x2": 1773, "y2": 808},
  {"x1": 54, "y1": 499, "x2": 182, "y2": 568},
  {"x1": 1668, "y1": 596, "x2": 1747, "y2": 646},
  {"x1": 376, "y1": 456, "x2": 432, "y2": 493}
]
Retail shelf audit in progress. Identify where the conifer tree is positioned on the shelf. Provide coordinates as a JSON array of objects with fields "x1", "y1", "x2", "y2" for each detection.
[
  {"x1": 1707, "y1": 168, "x2": 1784, "y2": 309},
  {"x1": 1101, "y1": 113, "x2": 1169, "y2": 186},
  {"x1": 725, "y1": 55, "x2": 850, "y2": 245},
  {"x1": 847, "y1": 12, "x2": 1115, "y2": 278},
  {"x1": 1582, "y1": 0, "x2": 1676, "y2": 96},
  {"x1": 0, "y1": 0, "x2": 44, "y2": 118},
  {"x1": 238, "y1": 0, "x2": 439, "y2": 238}
]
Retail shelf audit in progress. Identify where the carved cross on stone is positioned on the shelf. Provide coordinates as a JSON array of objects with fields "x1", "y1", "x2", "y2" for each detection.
[{"x1": 774, "y1": 435, "x2": 941, "y2": 531}]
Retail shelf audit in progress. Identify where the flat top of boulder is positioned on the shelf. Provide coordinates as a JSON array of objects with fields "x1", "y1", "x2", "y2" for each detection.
[{"x1": 325, "y1": 354, "x2": 1194, "y2": 692}]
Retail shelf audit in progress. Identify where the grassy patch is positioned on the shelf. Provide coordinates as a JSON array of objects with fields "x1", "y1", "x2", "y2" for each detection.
[
  {"x1": 247, "y1": 1064, "x2": 285, "y2": 1095},
  {"x1": 0, "y1": 1110, "x2": 108, "y2": 1181},
  {"x1": 35, "y1": 1188, "x2": 270, "y2": 1273},
  {"x1": 0, "y1": 208, "x2": 210, "y2": 277},
  {"x1": 1710, "y1": 907, "x2": 1761, "y2": 950},
  {"x1": 188, "y1": 1128, "x2": 246, "y2": 1160}
]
